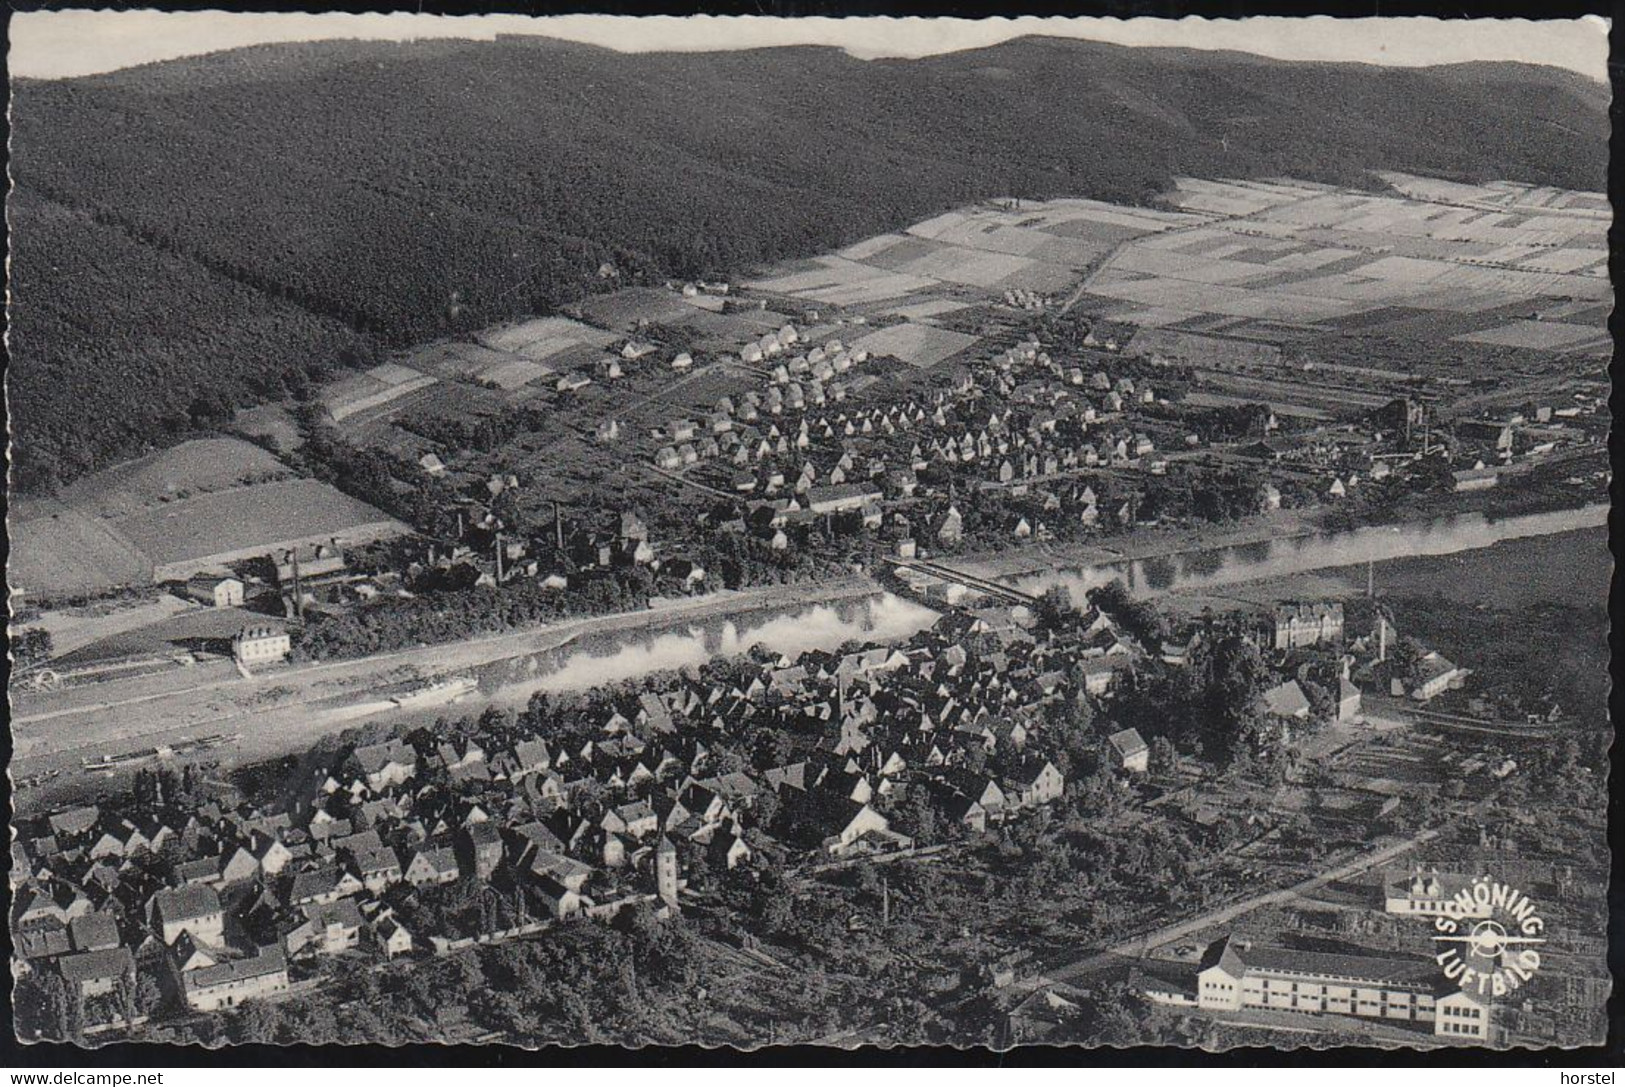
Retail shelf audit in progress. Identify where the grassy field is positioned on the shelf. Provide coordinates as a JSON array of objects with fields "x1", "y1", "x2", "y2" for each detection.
[
  {"x1": 9, "y1": 498, "x2": 155, "y2": 596},
  {"x1": 10, "y1": 438, "x2": 304, "y2": 596},
  {"x1": 112, "y1": 478, "x2": 405, "y2": 573}
]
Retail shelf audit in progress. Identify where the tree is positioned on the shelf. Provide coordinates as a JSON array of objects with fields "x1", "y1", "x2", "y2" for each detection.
[
  {"x1": 10, "y1": 627, "x2": 53, "y2": 670},
  {"x1": 14, "y1": 972, "x2": 78, "y2": 1042},
  {"x1": 1148, "y1": 735, "x2": 1179, "y2": 778},
  {"x1": 226, "y1": 1001, "x2": 280, "y2": 1045},
  {"x1": 1033, "y1": 586, "x2": 1080, "y2": 633},
  {"x1": 1087, "y1": 579, "x2": 1165, "y2": 648}
]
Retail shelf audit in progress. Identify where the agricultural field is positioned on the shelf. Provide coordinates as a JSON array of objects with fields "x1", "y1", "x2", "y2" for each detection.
[
  {"x1": 9, "y1": 438, "x2": 302, "y2": 596},
  {"x1": 45, "y1": 438, "x2": 294, "y2": 521},
  {"x1": 1071, "y1": 174, "x2": 1609, "y2": 356},
  {"x1": 114, "y1": 478, "x2": 407, "y2": 579},
  {"x1": 9, "y1": 498, "x2": 155, "y2": 598},
  {"x1": 322, "y1": 362, "x2": 440, "y2": 423},
  {"x1": 8, "y1": 436, "x2": 409, "y2": 598},
  {"x1": 848, "y1": 322, "x2": 981, "y2": 368},
  {"x1": 746, "y1": 197, "x2": 1197, "y2": 310}
]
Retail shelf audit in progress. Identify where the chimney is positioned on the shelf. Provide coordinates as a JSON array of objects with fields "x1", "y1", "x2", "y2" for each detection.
[
  {"x1": 553, "y1": 501, "x2": 565, "y2": 551},
  {"x1": 495, "y1": 532, "x2": 505, "y2": 584},
  {"x1": 290, "y1": 548, "x2": 304, "y2": 622}
]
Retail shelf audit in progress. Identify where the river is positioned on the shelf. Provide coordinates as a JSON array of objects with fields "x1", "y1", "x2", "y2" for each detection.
[
  {"x1": 1010, "y1": 505, "x2": 1607, "y2": 604},
  {"x1": 472, "y1": 505, "x2": 1606, "y2": 696}
]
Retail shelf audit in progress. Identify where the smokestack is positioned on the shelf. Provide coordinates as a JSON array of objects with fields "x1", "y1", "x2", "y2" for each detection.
[
  {"x1": 290, "y1": 548, "x2": 304, "y2": 622},
  {"x1": 495, "y1": 532, "x2": 505, "y2": 584},
  {"x1": 554, "y1": 501, "x2": 565, "y2": 551},
  {"x1": 456, "y1": 510, "x2": 465, "y2": 539}
]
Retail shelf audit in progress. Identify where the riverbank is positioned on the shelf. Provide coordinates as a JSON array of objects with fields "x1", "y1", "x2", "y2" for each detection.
[
  {"x1": 10, "y1": 575, "x2": 889, "y2": 810},
  {"x1": 948, "y1": 485, "x2": 1605, "y2": 586},
  {"x1": 950, "y1": 509, "x2": 1320, "y2": 582}
]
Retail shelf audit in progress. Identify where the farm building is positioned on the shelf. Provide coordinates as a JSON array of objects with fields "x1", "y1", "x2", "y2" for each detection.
[
  {"x1": 275, "y1": 541, "x2": 348, "y2": 586},
  {"x1": 186, "y1": 577, "x2": 245, "y2": 609}
]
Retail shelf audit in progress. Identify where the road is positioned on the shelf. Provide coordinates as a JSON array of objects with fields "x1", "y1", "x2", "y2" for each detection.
[{"x1": 1019, "y1": 825, "x2": 1444, "y2": 991}]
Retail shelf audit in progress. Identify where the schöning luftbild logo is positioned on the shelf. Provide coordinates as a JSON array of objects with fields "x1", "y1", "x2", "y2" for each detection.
[{"x1": 1433, "y1": 876, "x2": 1545, "y2": 998}]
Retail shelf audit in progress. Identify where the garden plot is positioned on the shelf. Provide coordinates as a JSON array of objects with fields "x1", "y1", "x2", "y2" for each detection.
[
  {"x1": 323, "y1": 363, "x2": 438, "y2": 422},
  {"x1": 850, "y1": 322, "x2": 981, "y2": 368},
  {"x1": 477, "y1": 316, "x2": 617, "y2": 361}
]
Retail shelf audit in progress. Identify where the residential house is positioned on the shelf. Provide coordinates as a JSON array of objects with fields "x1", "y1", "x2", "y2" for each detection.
[
  {"x1": 58, "y1": 947, "x2": 135, "y2": 999},
  {"x1": 181, "y1": 946, "x2": 291, "y2": 1013},
  {"x1": 404, "y1": 846, "x2": 461, "y2": 887},
  {"x1": 289, "y1": 898, "x2": 364, "y2": 957},
  {"x1": 1108, "y1": 728, "x2": 1150, "y2": 774},
  {"x1": 151, "y1": 885, "x2": 225, "y2": 947}
]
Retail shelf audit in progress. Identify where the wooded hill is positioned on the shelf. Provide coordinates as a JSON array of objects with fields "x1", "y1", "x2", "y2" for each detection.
[{"x1": 8, "y1": 36, "x2": 1607, "y2": 493}]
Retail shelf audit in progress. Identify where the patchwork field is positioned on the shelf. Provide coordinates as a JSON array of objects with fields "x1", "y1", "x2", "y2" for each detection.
[
  {"x1": 1071, "y1": 174, "x2": 1609, "y2": 355},
  {"x1": 746, "y1": 197, "x2": 1199, "y2": 309},
  {"x1": 323, "y1": 362, "x2": 440, "y2": 422},
  {"x1": 10, "y1": 500, "x2": 155, "y2": 597}
]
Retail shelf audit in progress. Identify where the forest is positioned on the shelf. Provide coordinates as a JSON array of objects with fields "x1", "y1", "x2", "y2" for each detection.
[{"x1": 8, "y1": 35, "x2": 1607, "y2": 491}]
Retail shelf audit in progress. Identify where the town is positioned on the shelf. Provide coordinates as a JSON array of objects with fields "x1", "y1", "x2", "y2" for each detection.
[
  {"x1": 12, "y1": 557, "x2": 1609, "y2": 1047},
  {"x1": 10, "y1": 178, "x2": 1610, "y2": 1050}
]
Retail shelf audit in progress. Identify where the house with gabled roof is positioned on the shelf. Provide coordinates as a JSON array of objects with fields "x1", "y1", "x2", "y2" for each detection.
[
  {"x1": 69, "y1": 910, "x2": 122, "y2": 953},
  {"x1": 403, "y1": 846, "x2": 460, "y2": 887},
  {"x1": 350, "y1": 740, "x2": 417, "y2": 792},
  {"x1": 1002, "y1": 757, "x2": 1065, "y2": 810},
  {"x1": 58, "y1": 947, "x2": 135, "y2": 999},
  {"x1": 181, "y1": 945, "x2": 290, "y2": 1012},
  {"x1": 151, "y1": 884, "x2": 225, "y2": 946},
  {"x1": 287, "y1": 867, "x2": 349, "y2": 908},
  {"x1": 288, "y1": 898, "x2": 364, "y2": 957}
]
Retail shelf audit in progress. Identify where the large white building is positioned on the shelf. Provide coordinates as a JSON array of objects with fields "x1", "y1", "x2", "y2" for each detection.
[
  {"x1": 233, "y1": 625, "x2": 291, "y2": 666},
  {"x1": 1166, "y1": 935, "x2": 1491, "y2": 1040}
]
